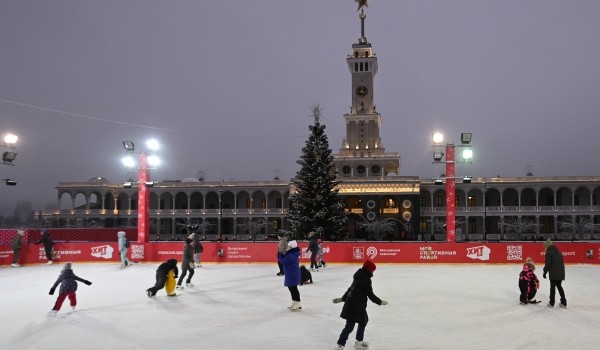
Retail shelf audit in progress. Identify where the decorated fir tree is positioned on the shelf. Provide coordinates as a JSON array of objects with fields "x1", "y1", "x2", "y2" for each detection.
[{"x1": 287, "y1": 105, "x2": 347, "y2": 241}]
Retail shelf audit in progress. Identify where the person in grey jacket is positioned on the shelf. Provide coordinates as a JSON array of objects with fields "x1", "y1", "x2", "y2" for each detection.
[
  {"x1": 276, "y1": 233, "x2": 289, "y2": 276},
  {"x1": 11, "y1": 230, "x2": 25, "y2": 267},
  {"x1": 117, "y1": 231, "x2": 131, "y2": 269},
  {"x1": 177, "y1": 238, "x2": 195, "y2": 289},
  {"x1": 543, "y1": 239, "x2": 567, "y2": 308}
]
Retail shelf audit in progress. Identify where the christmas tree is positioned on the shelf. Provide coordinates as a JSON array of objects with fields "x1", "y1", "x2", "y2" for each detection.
[{"x1": 287, "y1": 105, "x2": 347, "y2": 241}]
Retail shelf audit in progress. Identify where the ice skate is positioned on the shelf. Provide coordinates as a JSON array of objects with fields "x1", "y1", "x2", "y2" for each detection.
[
  {"x1": 176, "y1": 285, "x2": 184, "y2": 290},
  {"x1": 46, "y1": 260, "x2": 53, "y2": 265},
  {"x1": 47, "y1": 310, "x2": 58, "y2": 316},
  {"x1": 334, "y1": 345, "x2": 344, "y2": 350},
  {"x1": 547, "y1": 303, "x2": 554, "y2": 308},
  {"x1": 70, "y1": 306, "x2": 76, "y2": 312},
  {"x1": 11, "y1": 263, "x2": 21, "y2": 267},
  {"x1": 185, "y1": 282, "x2": 194, "y2": 287},
  {"x1": 354, "y1": 340, "x2": 369, "y2": 350},
  {"x1": 560, "y1": 303, "x2": 567, "y2": 308},
  {"x1": 290, "y1": 301, "x2": 302, "y2": 311},
  {"x1": 287, "y1": 300, "x2": 295, "y2": 309},
  {"x1": 146, "y1": 289, "x2": 154, "y2": 298}
]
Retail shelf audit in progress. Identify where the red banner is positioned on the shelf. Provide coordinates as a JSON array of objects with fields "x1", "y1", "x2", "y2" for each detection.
[{"x1": 2, "y1": 241, "x2": 599, "y2": 266}]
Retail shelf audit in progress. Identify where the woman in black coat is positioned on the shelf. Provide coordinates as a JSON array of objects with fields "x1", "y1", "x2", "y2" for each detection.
[
  {"x1": 332, "y1": 260, "x2": 387, "y2": 350},
  {"x1": 35, "y1": 229, "x2": 54, "y2": 265},
  {"x1": 543, "y1": 239, "x2": 567, "y2": 308}
]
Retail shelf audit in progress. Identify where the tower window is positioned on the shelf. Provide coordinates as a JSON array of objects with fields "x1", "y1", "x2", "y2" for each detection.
[
  {"x1": 360, "y1": 62, "x2": 364, "y2": 71},
  {"x1": 354, "y1": 62, "x2": 358, "y2": 71},
  {"x1": 365, "y1": 62, "x2": 369, "y2": 71}
]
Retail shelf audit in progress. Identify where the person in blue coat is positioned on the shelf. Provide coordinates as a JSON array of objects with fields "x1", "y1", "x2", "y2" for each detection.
[{"x1": 278, "y1": 240, "x2": 302, "y2": 311}]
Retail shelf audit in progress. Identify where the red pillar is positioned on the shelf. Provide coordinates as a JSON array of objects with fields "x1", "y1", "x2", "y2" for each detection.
[
  {"x1": 137, "y1": 152, "x2": 150, "y2": 243},
  {"x1": 445, "y1": 144, "x2": 456, "y2": 242}
]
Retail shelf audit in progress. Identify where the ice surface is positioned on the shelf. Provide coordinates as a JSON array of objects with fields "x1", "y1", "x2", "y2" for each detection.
[{"x1": 2, "y1": 263, "x2": 599, "y2": 350}]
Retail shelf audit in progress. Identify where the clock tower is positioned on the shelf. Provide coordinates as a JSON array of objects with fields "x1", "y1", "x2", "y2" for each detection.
[{"x1": 334, "y1": 9, "x2": 401, "y2": 178}]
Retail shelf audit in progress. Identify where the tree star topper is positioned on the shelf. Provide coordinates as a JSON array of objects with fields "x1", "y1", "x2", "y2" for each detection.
[{"x1": 355, "y1": 0, "x2": 368, "y2": 11}]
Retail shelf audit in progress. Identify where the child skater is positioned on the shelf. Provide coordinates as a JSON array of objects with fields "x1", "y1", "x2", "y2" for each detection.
[
  {"x1": 278, "y1": 240, "x2": 302, "y2": 310},
  {"x1": 300, "y1": 265, "x2": 313, "y2": 285},
  {"x1": 519, "y1": 257, "x2": 540, "y2": 304},
  {"x1": 48, "y1": 262, "x2": 92, "y2": 316},
  {"x1": 317, "y1": 237, "x2": 327, "y2": 268},
  {"x1": 333, "y1": 260, "x2": 387, "y2": 350},
  {"x1": 146, "y1": 259, "x2": 179, "y2": 297}
]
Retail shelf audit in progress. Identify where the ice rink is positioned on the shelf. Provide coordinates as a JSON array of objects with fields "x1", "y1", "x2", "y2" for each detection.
[{"x1": 2, "y1": 262, "x2": 599, "y2": 350}]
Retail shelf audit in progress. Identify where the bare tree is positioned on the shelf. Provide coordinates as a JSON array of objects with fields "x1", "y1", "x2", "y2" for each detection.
[
  {"x1": 236, "y1": 218, "x2": 267, "y2": 238},
  {"x1": 358, "y1": 217, "x2": 408, "y2": 241},
  {"x1": 558, "y1": 216, "x2": 600, "y2": 239},
  {"x1": 502, "y1": 217, "x2": 538, "y2": 239}
]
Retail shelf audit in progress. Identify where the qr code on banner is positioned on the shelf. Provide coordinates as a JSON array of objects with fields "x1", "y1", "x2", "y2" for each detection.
[
  {"x1": 131, "y1": 245, "x2": 144, "y2": 260},
  {"x1": 506, "y1": 245, "x2": 523, "y2": 261}
]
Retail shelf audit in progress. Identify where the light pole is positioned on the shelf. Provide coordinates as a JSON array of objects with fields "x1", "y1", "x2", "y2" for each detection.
[
  {"x1": 218, "y1": 180, "x2": 223, "y2": 240},
  {"x1": 432, "y1": 132, "x2": 472, "y2": 242},
  {"x1": 1, "y1": 133, "x2": 19, "y2": 185},
  {"x1": 122, "y1": 139, "x2": 160, "y2": 243}
]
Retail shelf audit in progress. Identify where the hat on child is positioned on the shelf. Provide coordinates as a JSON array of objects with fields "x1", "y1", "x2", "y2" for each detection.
[
  {"x1": 287, "y1": 240, "x2": 298, "y2": 250},
  {"x1": 63, "y1": 262, "x2": 72, "y2": 271},
  {"x1": 543, "y1": 238, "x2": 553, "y2": 250},
  {"x1": 362, "y1": 260, "x2": 376, "y2": 273}
]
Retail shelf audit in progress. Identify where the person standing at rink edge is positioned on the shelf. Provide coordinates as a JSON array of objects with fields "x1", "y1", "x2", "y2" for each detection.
[
  {"x1": 117, "y1": 231, "x2": 132, "y2": 269},
  {"x1": 11, "y1": 230, "x2": 25, "y2": 267},
  {"x1": 543, "y1": 239, "x2": 567, "y2": 308}
]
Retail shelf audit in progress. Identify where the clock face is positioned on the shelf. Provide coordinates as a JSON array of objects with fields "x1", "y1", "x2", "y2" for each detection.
[{"x1": 356, "y1": 86, "x2": 368, "y2": 97}]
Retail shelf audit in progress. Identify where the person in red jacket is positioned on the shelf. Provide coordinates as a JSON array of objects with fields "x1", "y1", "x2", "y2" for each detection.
[{"x1": 332, "y1": 260, "x2": 388, "y2": 350}]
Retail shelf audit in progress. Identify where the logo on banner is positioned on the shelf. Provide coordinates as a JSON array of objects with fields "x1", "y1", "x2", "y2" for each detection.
[
  {"x1": 366, "y1": 247, "x2": 378, "y2": 260},
  {"x1": 91, "y1": 245, "x2": 114, "y2": 259},
  {"x1": 353, "y1": 247, "x2": 364, "y2": 260},
  {"x1": 466, "y1": 245, "x2": 491, "y2": 261}
]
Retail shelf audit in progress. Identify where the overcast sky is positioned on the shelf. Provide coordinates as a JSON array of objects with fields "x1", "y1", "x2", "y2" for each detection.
[{"x1": 1, "y1": 0, "x2": 600, "y2": 215}]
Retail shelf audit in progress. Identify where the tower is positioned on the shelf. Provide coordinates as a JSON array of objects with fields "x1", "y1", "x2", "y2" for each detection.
[{"x1": 334, "y1": 9, "x2": 400, "y2": 178}]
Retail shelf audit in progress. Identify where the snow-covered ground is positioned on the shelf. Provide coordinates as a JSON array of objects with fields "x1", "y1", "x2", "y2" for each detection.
[{"x1": 2, "y1": 262, "x2": 599, "y2": 350}]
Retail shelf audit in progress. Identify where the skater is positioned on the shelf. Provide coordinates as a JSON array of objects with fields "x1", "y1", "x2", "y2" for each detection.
[
  {"x1": 117, "y1": 231, "x2": 131, "y2": 268},
  {"x1": 317, "y1": 237, "x2": 327, "y2": 268},
  {"x1": 276, "y1": 232, "x2": 288, "y2": 276},
  {"x1": 146, "y1": 259, "x2": 179, "y2": 297},
  {"x1": 543, "y1": 239, "x2": 567, "y2": 308},
  {"x1": 177, "y1": 238, "x2": 195, "y2": 290},
  {"x1": 48, "y1": 262, "x2": 92, "y2": 316},
  {"x1": 300, "y1": 265, "x2": 313, "y2": 285},
  {"x1": 11, "y1": 230, "x2": 25, "y2": 267},
  {"x1": 306, "y1": 231, "x2": 319, "y2": 271},
  {"x1": 35, "y1": 229, "x2": 54, "y2": 265},
  {"x1": 188, "y1": 226, "x2": 204, "y2": 267},
  {"x1": 278, "y1": 240, "x2": 302, "y2": 310},
  {"x1": 333, "y1": 260, "x2": 388, "y2": 350},
  {"x1": 518, "y1": 259, "x2": 540, "y2": 304}
]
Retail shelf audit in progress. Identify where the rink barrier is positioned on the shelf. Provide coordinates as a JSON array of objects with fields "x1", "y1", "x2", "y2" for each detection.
[{"x1": 1, "y1": 240, "x2": 599, "y2": 265}]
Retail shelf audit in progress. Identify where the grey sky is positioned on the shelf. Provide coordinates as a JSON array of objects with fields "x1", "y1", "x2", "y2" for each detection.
[{"x1": 1, "y1": 0, "x2": 599, "y2": 215}]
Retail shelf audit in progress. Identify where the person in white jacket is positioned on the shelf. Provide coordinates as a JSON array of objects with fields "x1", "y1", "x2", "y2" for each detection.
[{"x1": 117, "y1": 231, "x2": 131, "y2": 269}]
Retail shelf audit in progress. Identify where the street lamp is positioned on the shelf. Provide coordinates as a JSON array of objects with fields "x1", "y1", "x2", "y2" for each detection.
[
  {"x1": 431, "y1": 131, "x2": 473, "y2": 242},
  {"x1": 2, "y1": 133, "x2": 18, "y2": 166},
  {"x1": 218, "y1": 180, "x2": 224, "y2": 240},
  {"x1": 121, "y1": 139, "x2": 161, "y2": 243}
]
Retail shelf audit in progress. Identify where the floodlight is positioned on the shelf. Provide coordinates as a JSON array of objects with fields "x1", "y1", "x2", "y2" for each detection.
[
  {"x1": 432, "y1": 132, "x2": 444, "y2": 144},
  {"x1": 462, "y1": 149, "x2": 473, "y2": 160},
  {"x1": 3, "y1": 134, "x2": 18, "y2": 145},
  {"x1": 434, "y1": 178, "x2": 444, "y2": 185},
  {"x1": 122, "y1": 141, "x2": 135, "y2": 151},
  {"x1": 2, "y1": 151, "x2": 17, "y2": 164},
  {"x1": 463, "y1": 176, "x2": 472, "y2": 183},
  {"x1": 147, "y1": 155, "x2": 160, "y2": 167},
  {"x1": 145, "y1": 181, "x2": 154, "y2": 187},
  {"x1": 121, "y1": 156, "x2": 135, "y2": 168},
  {"x1": 123, "y1": 182, "x2": 133, "y2": 188},
  {"x1": 433, "y1": 151, "x2": 444, "y2": 162},
  {"x1": 460, "y1": 133, "x2": 472, "y2": 145},
  {"x1": 146, "y1": 139, "x2": 159, "y2": 151},
  {"x1": 3, "y1": 179, "x2": 17, "y2": 186}
]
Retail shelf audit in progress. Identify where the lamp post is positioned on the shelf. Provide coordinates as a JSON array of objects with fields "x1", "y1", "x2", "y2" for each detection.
[
  {"x1": 218, "y1": 180, "x2": 223, "y2": 240},
  {"x1": 121, "y1": 140, "x2": 160, "y2": 243},
  {"x1": 432, "y1": 132, "x2": 472, "y2": 242}
]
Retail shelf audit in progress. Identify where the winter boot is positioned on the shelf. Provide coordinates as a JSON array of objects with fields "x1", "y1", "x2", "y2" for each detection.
[
  {"x1": 354, "y1": 340, "x2": 369, "y2": 350},
  {"x1": 290, "y1": 301, "x2": 302, "y2": 311}
]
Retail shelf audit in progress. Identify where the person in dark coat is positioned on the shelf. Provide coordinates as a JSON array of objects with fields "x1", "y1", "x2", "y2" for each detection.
[
  {"x1": 177, "y1": 239, "x2": 195, "y2": 289},
  {"x1": 543, "y1": 239, "x2": 567, "y2": 308},
  {"x1": 35, "y1": 229, "x2": 54, "y2": 265},
  {"x1": 147, "y1": 259, "x2": 179, "y2": 297},
  {"x1": 188, "y1": 228, "x2": 204, "y2": 267},
  {"x1": 306, "y1": 231, "x2": 319, "y2": 271},
  {"x1": 300, "y1": 265, "x2": 313, "y2": 285},
  {"x1": 278, "y1": 240, "x2": 302, "y2": 310},
  {"x1": 48, "y1": 262, "x2": 92, "y2": 316},
  {"x1": 333, "y1": 260, "x2": 388, "y2": 350},
  {"x1": 11, "y1": 230, "x2": 25, "y2": 267},
  {"x1": 276, "y1": 233, "x2": 288, "y2": 276}
]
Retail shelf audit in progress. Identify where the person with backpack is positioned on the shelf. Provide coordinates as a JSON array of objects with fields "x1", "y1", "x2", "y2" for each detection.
[{"x1": 117, "y1": 231, "x2": 132, "y2": 269}]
